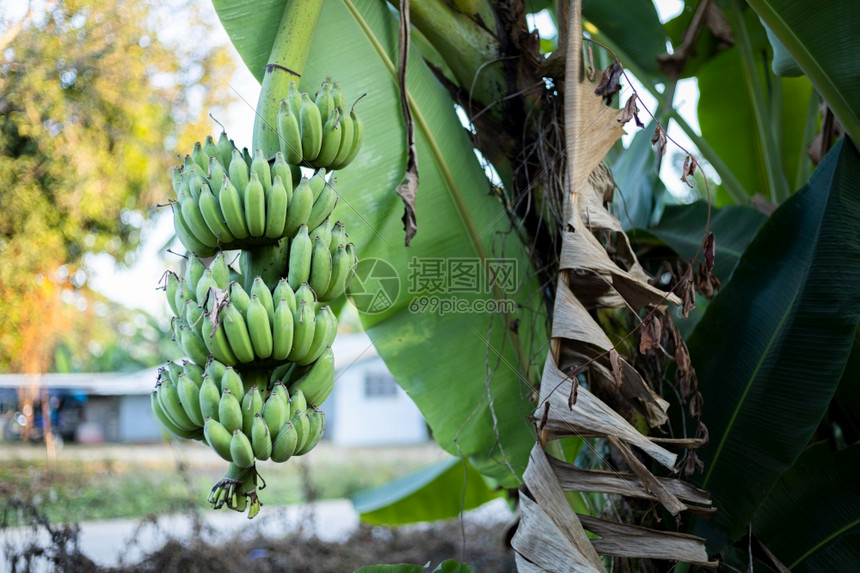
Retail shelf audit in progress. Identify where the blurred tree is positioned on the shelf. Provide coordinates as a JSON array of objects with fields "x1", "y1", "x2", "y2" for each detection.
[{"x1": 0, "y1": 0, "x2": 235, "y2": 436}]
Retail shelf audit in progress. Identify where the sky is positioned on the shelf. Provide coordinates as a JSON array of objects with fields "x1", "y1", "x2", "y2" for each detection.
[{"x1": 80, "y1": 0, "x2": 699, "y2": 319}]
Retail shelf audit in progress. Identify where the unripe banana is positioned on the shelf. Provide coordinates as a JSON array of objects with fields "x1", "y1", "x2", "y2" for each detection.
[
  {"x1": 284, "y1": 179, "x2": 313, "y2": 238},
  {"x1": 192, "y1": 141, "x2": 209, "y2": 173},
  {"x1": 203, "y1": 134, "x2": 220, "y2": 161},
  {"x1": 229, "y1": 149, "x2": 250, "y2": 200},
  {"x1": 294, "y1": 407, "x2": 325, "y2": 455},
  {"x1": 208, "y1": 156, "x2": 228, "y2": 197},
  {"x1": 246, "y1": 295, "x2": 273, "y2": 359},
  {"x1": 173, "y1": 278, "x2": 188, "y2": 316},
  {"x1": 204, "y1": 417, "x2": 234, "y2": 462},
  {"x1": 165, "y1": 271, "x2": 181, "y2": 317},
  {"x1": 289, "y1": 387, "x2": 307, "y2": 418},
  {"x1": 307, "y1": 183, "x2": 338, "y2": 232},
  {"x1": 251, "y1": 414, "x2": 272, "y2": 461},
  {"x1": 229, "y1": 281, "x2": 251, "y2": 316},
  {"x1": 183, "y1": 154, "x2": 206, "y2": 179},
  {"x1": 308, "y1": 238, "x2": 333, "y2": 310},
  {"x1": 265, "y1": 175, "x2": 289, "y2": 239},
  {"x1": 244, "y1": 172, "x2": 266, "y2": 238},
  {"x1": 287, "y1": 225, "x2": 312, "y2": 290},
  {"x1": 219, "y1": 177, "x2": 250, "y2": 240},
  {"x1": 221, "y1": 302, "x2": 255, "y2": 363},
  {"x1": 199, "y1": 186, "x2": 236, "y2": 244},
  {"x1": 152, "y1": 391, "x2": 203, "y2": 440},
  {"x1": 314, "y1": 82, "x2": 335, "y2": 129},
  {"x1": 331, "y1": 80, "x2": 346, "y2": 109},
  {"x1": 205, "y1": 358, "x2": 227, "y2": 384},
  {"x1": 221, "y1": 367, "x2": 244, "y2": 399},
  {"x1": 178, "y1": 373, "x2": 205, "y2": 426},
  {"x1": 290, "y1": 346, "x2": 335, "y2": 406},
  {"x1": 290, "y1": 407, "x2": 311, "y2": 454},
  {"x1": 158, "y1": 377, "x2": 199, "y2": 431},
  {"x1": 250, "y1": 148, "x2": 272, "y2": 194},
  {"x1": 273, "y1": 279, "x2": 297, "y2": 314},
  {"x1": 242, "y1": 385, "x2": 264, "y2": 436},
  {"x1": 178, "y1": 323, "x2": 210, "y2": 367},
  {"x1": 171, "y1": 166, "x2": 183, "y2": 194},
  {"x1": 210, "y1": 320, "x2": 239, "y2": 366},
  {"x1": 250, "y1": 276, "x2": 275, "y2": 326},
  {"x1": 329, "y1": 221, "x2": 348, "y2": 255},
  {"x1": 321, "y1": 244, "x2": 350, "y2": 301},
  {"x1": 297, "y1": 306, "x2": 337, "y2": 366},
  {"x1": 186, "y1": 255, "x2": 207, "y2": 289},
  {"x1": 286, "y1": 81, "x2": 303, "y2": 117},
  {"x1": 216, "y1": 131, "x2": 235, "y2": 169},
  {"x1": 209, "y1": 252, "x2": 231, "y2": 289},
  {"x1": 263, "y1": 389, "x2": 288, "y2": 437},
  {"x1": 295, "y1": 282, "x2": 317, "y2": 310},
  {"x1": 272, "y1": 297, "x2": 295, "y2": 361},
  {"x1": 333, "y1": 108, "x2": 363, "y2": 170},
  {"x1": 270, "y1": 420, "x2": 298, "y2": 463},
  {"x1": 188, "y1": 172, "x2": 210, "y2": 203},
  {"x1": 173, "y1": 202, "x2": 217, "y2": 257},
  {"x1": 310, "y1": 218, "x2": 333, "y2": 248},
  {"x1": 182, "y1": 360, "x2": 205, "y2": 387},
  {"x1": 332, "y1": 106, "x2": 354, "y2": 169},
  {"x1": 272, "y1": 381, "x2": 290, "y2": 407},
  {"x1": 277, "y1": 100, "x2": 303, "y2": 165},
  {"x1": 195, "y1": 269, "x2": 219, "y2": 306},
  {"x1": 299, "y1": 93, "x2": 323, "y2": 161},
  {"x1": 287, "y1": 300, "x2": 315, "y2": 362},
  {"x1": 218, "y1": 388, "x2": 243, "y2": 434},
  {"x1": 242, "y1": 147, "x2": 253, "y2": 168},
  {"x1": 315, "y1": 109, "x2": 342, "y2": 168},
  {"x1": 199, "y1": 374, "x2": 221, "y2": 422},
  {"x1": 270, "y1": 148, "x2": 292, "y2": 187},
  {"x1": 308, "y1": 168, "x2": 327, "y2": 202}
]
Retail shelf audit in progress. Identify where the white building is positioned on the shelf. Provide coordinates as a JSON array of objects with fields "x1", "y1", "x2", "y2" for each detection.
[{"x1": 0, "y1": 331, "x2": 428, "y2": 447}]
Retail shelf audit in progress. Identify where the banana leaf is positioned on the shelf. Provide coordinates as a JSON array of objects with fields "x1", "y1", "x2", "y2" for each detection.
[
  {"x1": 752, "y1": 443, "x2": 860, "y2": 572},
  {"x1": 685, "y1": 137, "x2": 860, "y2": 551},
  {"x1": 352, "y1": 457, "x2": 501, "y2": 525},
  {"x1": 211, "y1": 0, "x2": 547, "y2": 487},
  {"x1": 582, "y1": 0, "x2": 666, "y2": 79}
]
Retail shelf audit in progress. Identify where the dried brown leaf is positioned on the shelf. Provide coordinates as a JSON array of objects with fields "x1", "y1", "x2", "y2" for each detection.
[
  {"x1": 651, "y1": 124, "x2": 667, "y2": 156},
  {"x1": 681, "y1": 154, "x2": 699, "y2": 187},
  {"x1": 618, "y1": 95, "x2": 644, "y2": 128},
  {"x1": 639, "y1": 314, "x2": 662, "y2": 354},
  {"x1": 594, "y1": 62, "x2": 623, "y2": 104}
]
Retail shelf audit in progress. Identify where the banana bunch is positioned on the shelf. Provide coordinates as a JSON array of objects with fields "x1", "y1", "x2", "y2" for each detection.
[{"x1": 277, "y1": 78, "x2": 364, "y2": 171}]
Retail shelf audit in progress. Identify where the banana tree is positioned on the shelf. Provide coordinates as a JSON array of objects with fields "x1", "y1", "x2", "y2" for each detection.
[{"x1": 196, "y1": 0, "x2": 860, "y2": 570}]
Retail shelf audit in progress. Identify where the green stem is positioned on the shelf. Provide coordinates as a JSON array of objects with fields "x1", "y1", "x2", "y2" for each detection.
[
  {"x1": 729, "y1": 0, "x2": 789, "y2": 203},
  {"x1": 252, "y1": 0, "x2": 325, "y2": 158}
]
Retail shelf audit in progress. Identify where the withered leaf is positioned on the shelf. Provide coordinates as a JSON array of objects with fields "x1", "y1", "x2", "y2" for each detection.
[
  {"x1": 681, "y1": 155, "x2": 699, "y2": 187},
  {"x1": 639, "y1": 314, "x2": 663, "y2": 354},
  {"x1": 618, "y1": 95, "x2": 644, "y2": 128},
  {"x1": 594, "y1": 62, "x2": 623, "y2": 104},
  {"x1": 651, "y1": 124, "x2": 667, "y2": 156},
  {"x1": 609, "y1": 349, "x2": 624, "y2": 387},
  {"x1": 683, "y1": 451, "x2": 705, "y2": 478},
  {"x1": 702, "y1": 232, "x2": 715, "y2": 271},
  {"x1": 677, "y1": 268, "x2": 696, "y2": 318},
  {"x1": 586, "y1": 43, "x2": 596, "y2": 81}
]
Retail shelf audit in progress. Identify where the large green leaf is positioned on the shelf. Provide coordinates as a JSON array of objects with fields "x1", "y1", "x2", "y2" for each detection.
[
  {"x1": 611, "y1": 121, "x2": 665, "y2": 231},
  {"x1": 752, "y1": 443, "x2": 860, "y2": 572},
  {"x1": 297, "y1": 0, "x2": 545, "y2": 488},
  {"x1": 352, "y1": 457, "x2": 501, "y2": 525},
  {"x1": 685, "y1": 138, "x2": 860, "y2": 550},
  {"x1": 747, "y1": 0, "x2": 860, "y2": 144},
  {"x1": 582, "y1": 0, "x2": 666, "y2": 79},
  {"x1": 210, "y1": 0, "x2": 287, "y2": 82}
]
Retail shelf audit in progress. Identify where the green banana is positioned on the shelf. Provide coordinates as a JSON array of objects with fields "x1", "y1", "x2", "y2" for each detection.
[
  {"x1": 216, "y1": 131, "x2": 235, "y2": 169},
  {"x1": 271, "y1": 152, "x2": 293, "y2": 201},
  {"x1": 287, "y1": 225, "x2": 312, "y2": 290},
  {"x1": 270, "y1": 363, "x2": 294, "y2": 386},
  {"x1": 331, "y1": 106, "x2": 354, "y2": 169},
  {"x1": 221, "y1": 302, "x2": 255, "y2": 363},
  {"x1": 220, "y1": 367, "x2": 244, "y2": 399},
  {"x1": 273, "y1": 278, "x2": 297, "y2": 314},
  {"x1": 158, "y1": 377, "x2": 199, "y2": 431},
  {"x1": 204, "y1": 417, "x2": 234, "y2": 462},
  {"x1": 210, "y1": 320, "x2": 238, "y2": 366},
  {"x1": 178, "y1": 323, "x2": 210, "y2": 367},
  {"x1": 299, "y1": 93, "x2": 323, "y2": 161},
  {"x1": 270, "y1": 420, "x2": 298, "y2": 463},
  {"x1": 295, "y1": 283, "x2": 317, "y2": 310},
  {"x1": 314, "y1": 81, "x2": 335, "y2": 128},
  {"x1": 310, "y1": 217, "x2": 333, "y2": 248},
  {"x1": 271, "y1": 297, "x2": 294, "y2": 361},
  {"x1": 195, "y1": 269, "x2": 218, "y2": 306},
  {"x1": 192, "y1": 141, "x2": 209, "y2": 173},
  {"x1": 289, "y1": 387, "x2": 307, "y2": 418},
  {"x1": 272, "y1": 381, "x2": 290, "y2": 407},
  {"x1": 173, "y1": 202, "x2": 217, "y2": 257},
  {"x1": 331, "y1": 80, "x2": 346, "y2": 109},
  {"x1": 177, "y1": 373, "x2": 204, "y2": 426},
  {"x1": 244, "y1": 171, "x2": 266, "y2": 238},
  {"x1": 241, "y1": 385, "x2": 264, "y2": 436},
  {"x1": 321, "y1": 244, "x2": 350, "y2": 301},
  {"x1": 199, "y1": 186, "x2": 236, "y2": 244},
  {"x1": 284, "y1": 178, "x2": 313, "y2": 238},
  {"x1": 218, "y1": 388, "x2": 244, "y2": 434},
  {"x1": 290, "y1": 346, "x2": 335, "y2": 406},
  {"x1": 315, "y1": 109, "x2": 342, "y2": 168},
  {"x1": 187, "y1": 172, "x2": 209, "y2": 203},
  {"x1": 263, "y1": 389, "x2": 288, "y2": 437},
  {"x1": 182, "y1": 360, "x2": 204, "y2": 387},
  {"x1": 152, "y1": 391, "x2": 203, "y2": 440},
  {"x1": 228, "y1": 149, "x2": 250, "y2": 200},
  {"x1": 287, "y1": 300, "x2": 315, "y2": 362},
  {"x1": 165, "y1": 271, "x2": 181, "y2": 317},
  {"x1": 307, "y1": 183, "x2": 338, "y2": 233},
  {"x1": 286, "y1": 81, "x2": 303, "y2": 116},
  {"x1": 203, "y1": 134, "x2": 220, "y2": 161},
  {"x1": 277, "y1": 99, "x2": 303, "y2": 165},
  {"x1": 250, "y1": 276, "x2": 275, "y2": 326},
  {"x1": 183, "y1": 154, "x2": 206, "y2": 178},
  {"x1": 219, "y1": 177, "x2": 250, "y2": 240},
  {"x1": 308, "y1": 168, "x2": 327, "y2": 202},
  {"x1": 209, "y1": 252, "x2": 230, "y2": 289},
  {"x1": 186, "y1": 255, "x2": 206, "y2": 289},
  {"x1": 294, "y1": 407, "x2": 325, "y2": 456},
  {"x1": 250, "y1": 148, "x2": 271, "y2": 194},
  {"x1": 165, "y1": 361, "x2": 183, "y2": 385},
  {"x1": 199, "y1": 374, "x2": 221, "y2": 422},
  {"x1": 171, "y1": 166, "x2": 183, "y2": 194},
  {"x1": 333, "y1": 107, "x2": 363, "y2": 170},
  {"x1": 329, "y1": 220, "x2": 348, "y2": 255},
  {"x1": 205, "y1": 359, "x2": 227, "y2": 385},
  {"x1": 290, "y1": 407, "x2": 311, "y2": 454},
  {"x1": 246, "y1": 295, "x2": 273, "y2": 359},
  {"x1": 229, "y1": 281, "x2": 251, "y2": 316},
  {"x1": 297, "y1": 306, "x2": 336, "y2": 366},
  {"x1": 265, "y1": 175, "x2": 288, "y2": 239},
  {"x1": 251, "y1": 413, "x2": 272, "y2": 461},
  {"x1": 208, "y1": 156, "x2": 227, "y2": 197}
]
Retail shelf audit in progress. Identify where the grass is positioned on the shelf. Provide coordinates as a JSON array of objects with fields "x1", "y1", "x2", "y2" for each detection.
[{"x1": 0, "y1": 441, "x2": 448, "y2": 525}]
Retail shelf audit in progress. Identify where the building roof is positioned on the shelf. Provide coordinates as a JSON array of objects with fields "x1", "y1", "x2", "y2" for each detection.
[{"x1": 0, "y1": 331, "x2": 380, "y2": 396}]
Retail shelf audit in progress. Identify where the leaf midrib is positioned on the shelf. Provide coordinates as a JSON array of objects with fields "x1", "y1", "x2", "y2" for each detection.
[{"x1": 789, "y1": 516, "x2": 860, "y2": 569}]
